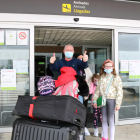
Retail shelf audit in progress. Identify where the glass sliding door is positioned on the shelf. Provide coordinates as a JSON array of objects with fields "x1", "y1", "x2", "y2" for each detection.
[
  {"x1": 87, "y1": 48, "x2": 107, "y2": 74},
  {"x1": 82, "y1": 45, "x2": 111, "y2": 127},
  {"x1": 0, "y1": 24, "x2": 34, "y2": 132},
  {"x1": 114, "y1": 29, "x2": 140, "y2": 125}
]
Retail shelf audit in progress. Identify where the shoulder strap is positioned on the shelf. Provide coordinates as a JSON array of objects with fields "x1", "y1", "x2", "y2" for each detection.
[
  {"x1": 67, "y1": 81, "x2": 74, "y2": 96},
  {"x1": 68, "y1": 80, "x2": 79, "y2": 98},
  {"x1": 53, "y1": 86, "x2": 63, "y2": 95},
  {"x1": 73, "y1": 81, "x2": 79, "y2": 98},
  {"x1": 105, "y1": 75, "x2": 114, "y2": 95},
  {"x1": 61, "y1": 84, "x2": 68, "y2": 95}
]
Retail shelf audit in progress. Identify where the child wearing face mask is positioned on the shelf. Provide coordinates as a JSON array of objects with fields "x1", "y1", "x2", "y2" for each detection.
[
  {"x1": 90, "y1": 73, "x2": 103, "y2": 137},
  {"x1": 93, "y1": 59, "x2": 123, "y2": 140}
]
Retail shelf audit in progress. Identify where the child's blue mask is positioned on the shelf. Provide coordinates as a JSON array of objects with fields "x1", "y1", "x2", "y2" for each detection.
[{"x1": 104, "y1": 69, "x2": 113, "y2": 74}]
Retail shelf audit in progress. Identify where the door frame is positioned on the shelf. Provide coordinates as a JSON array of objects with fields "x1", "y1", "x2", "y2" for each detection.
[
  {"x1": 0, "y1": 24, "x2": 34, "y2": 132},
  {"x1": 114, "y1": 29, "x2": 140, "y2": 125}
]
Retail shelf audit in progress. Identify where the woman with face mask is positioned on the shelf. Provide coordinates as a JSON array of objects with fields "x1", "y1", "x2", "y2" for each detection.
[{"x1": 93, "y1": 59, "x2": 123, "y2": 140}]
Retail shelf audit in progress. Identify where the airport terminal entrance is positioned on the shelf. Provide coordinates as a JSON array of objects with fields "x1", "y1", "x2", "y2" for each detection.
[{"x1": 34, "y1": 27, "x2": 112, "y2": 127}]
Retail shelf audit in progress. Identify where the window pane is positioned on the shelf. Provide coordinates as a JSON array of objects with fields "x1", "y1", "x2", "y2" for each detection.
[
  {"x1": 119, "y1": 33, "x2": 140, "y2": 120},
  {"x1": 0, "y1": 29, "x2": 30, "y2": 127}
]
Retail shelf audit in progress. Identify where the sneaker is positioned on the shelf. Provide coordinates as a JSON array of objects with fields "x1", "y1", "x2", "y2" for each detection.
[
  {"x1": 85, "y1": 127, "x2": 90, "y2": 136},
  {"x1": 94, "y1": 128, "x2": 99, "y2": 137}
]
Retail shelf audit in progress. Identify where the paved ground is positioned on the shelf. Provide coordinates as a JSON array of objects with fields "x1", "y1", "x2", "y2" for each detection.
[
  {"x1": 0, "y1": 124, "x2": 140, "y2": 140},
  {"x1": 85, "y1": 124, "x2": 140, "y2": 140}
]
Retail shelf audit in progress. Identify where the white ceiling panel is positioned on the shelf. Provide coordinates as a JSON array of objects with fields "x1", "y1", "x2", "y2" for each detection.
[{"x1": 35, "y1": 28, "x2": 112, "y2": 46}]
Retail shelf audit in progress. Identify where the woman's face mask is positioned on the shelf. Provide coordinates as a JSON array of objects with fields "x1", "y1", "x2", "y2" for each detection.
[
  {"x1": 65, "y1": 51, "x2": 74, "y2": 58},
  {"x1": 104, "y1": 63, "x2": 113, "y2": 74},
  {"x1": 104, "y1": 69, "x2": 113, "y2": 74}
]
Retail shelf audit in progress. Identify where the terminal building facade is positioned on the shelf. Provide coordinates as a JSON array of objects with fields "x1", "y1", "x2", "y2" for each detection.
[{"x1": 0, "y1": 0, "x2": 140, "y2": 132}]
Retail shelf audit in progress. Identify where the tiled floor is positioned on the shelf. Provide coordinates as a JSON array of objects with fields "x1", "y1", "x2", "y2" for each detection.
[{"x1": 0, "y1": 124, "x2": 140, "y2": 140}]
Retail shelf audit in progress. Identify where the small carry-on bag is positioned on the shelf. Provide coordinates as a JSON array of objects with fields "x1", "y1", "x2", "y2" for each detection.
[
  {"x1": 97, "y1": 96, "x2": 106, "y2": 107},
  {"x1": 11, "y1": 118, "x2": 85, "y2": 140},
  {"x1": 12, "y1": 95, "x2": 87, "y2": 127}
]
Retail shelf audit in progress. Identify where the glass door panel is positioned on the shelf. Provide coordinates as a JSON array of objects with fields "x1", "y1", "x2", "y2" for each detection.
[
  {"x1": 118, "y1": 33, "x2": 140, "y2": 120},
  {"x1": 0, "y1": 29, "x2": 30, "y2": 127},
  {"x1": 86, "y1": 48, "x2": 108, "y2": 127},
  {"x1": 35, "y1": 53, "x2": 62, "y2": 96},
  {"x1": 87, "y1": 48, "x2": 107, "y2": 74}
]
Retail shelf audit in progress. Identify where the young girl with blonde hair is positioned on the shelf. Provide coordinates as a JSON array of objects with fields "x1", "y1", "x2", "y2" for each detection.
[{"x1": 93, "y1": 59, "x2": 123, "y2": 140}]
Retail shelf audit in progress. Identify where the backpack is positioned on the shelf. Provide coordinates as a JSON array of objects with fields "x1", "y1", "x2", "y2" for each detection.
[
  {"x1": 37, "y1": 76, "x2": 55, "y2": 96},
  {"x1": 53, "y1": 80, "x2": 79, "y2": 98}
]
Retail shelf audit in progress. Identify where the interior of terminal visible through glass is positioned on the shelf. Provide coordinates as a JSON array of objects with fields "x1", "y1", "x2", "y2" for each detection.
[
  {"x1": 35, "y1": 27, "x2": 112, "y2": 127},
  {"x1": 119, "y1": 33, "x2": 140, "y2": 120},
  {"x1": 0, "y1": 29, "x2": 30, "y2": 127}
]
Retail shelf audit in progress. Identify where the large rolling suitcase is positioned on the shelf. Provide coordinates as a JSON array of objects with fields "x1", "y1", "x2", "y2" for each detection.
[
  {"x1": 12, "y1": 95, "x2": 87, "y2": 127},
  {"x1": 11, "y1": 118, "x2": 85, "y2": 140}
]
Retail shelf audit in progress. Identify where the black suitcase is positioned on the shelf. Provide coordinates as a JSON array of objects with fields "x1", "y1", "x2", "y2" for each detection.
[
  {"x1": 12, "y1": 95, "x2": 87, "y2": 127},
  {"x1": 11, "y1": 118, "x2": 85, "y2": 140}
]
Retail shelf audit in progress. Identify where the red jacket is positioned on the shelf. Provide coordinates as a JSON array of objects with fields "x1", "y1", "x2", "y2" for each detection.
[{"x1": 55, "y1": 67, "x2": 77, "y2": 87}]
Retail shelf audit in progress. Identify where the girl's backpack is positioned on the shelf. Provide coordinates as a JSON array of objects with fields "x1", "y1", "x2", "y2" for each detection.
[
  {"x1": 53, "y1": 80, "x2": 79, "y2": 99},
  {"x1": 37, "y1": 76, "x2": 55, "y2": 96}
]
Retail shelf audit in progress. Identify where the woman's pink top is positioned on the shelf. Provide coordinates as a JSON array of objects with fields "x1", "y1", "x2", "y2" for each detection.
[{"x1": 89, "y1": 82, "x2": 97, "y2": 104}]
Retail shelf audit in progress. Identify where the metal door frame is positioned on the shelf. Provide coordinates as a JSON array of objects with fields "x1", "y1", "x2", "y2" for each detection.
[{"x1": 114, "y1": 28, "x2": 140, "y2": 125}]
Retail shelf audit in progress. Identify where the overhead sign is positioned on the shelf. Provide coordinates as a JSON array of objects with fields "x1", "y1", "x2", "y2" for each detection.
[
  {"x1": 1, "y1": 0, "x2": 140, "y2": 20},
  {"x1": 17, "y1": 31, "x2": 28, "y2": 45},
  {"x1": 62, "y1": 4, "x2": 71, "y2": 13},
  {"x1": 62, "y1": 1, "x2": 90, "y2": 14}
]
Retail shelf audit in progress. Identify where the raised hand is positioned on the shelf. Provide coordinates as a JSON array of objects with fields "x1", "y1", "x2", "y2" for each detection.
[
  {"x1": 50, "y1": 53, "x2": 56, "y2": 64},
  {"x1": 83, "y1": 51, "x2": 88, "y2": 62}
]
